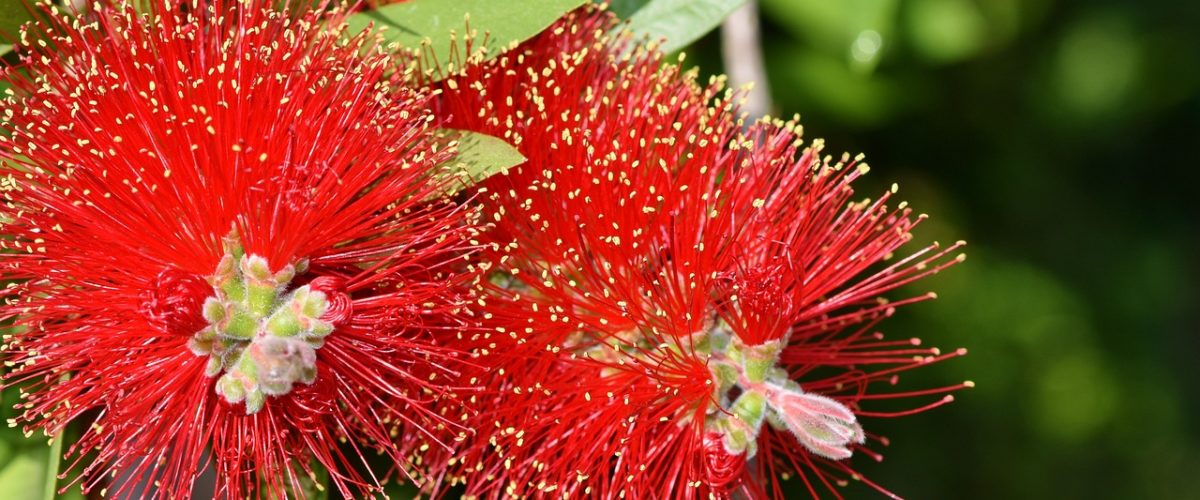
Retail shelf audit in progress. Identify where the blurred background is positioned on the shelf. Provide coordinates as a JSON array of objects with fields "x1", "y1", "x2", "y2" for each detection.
[
  {"x1": 1, "y1": 0, "x2": 1197, "y2": 498},
  {"x1": 682, "y1": 0, "x2": 1200, "y2": 497}
]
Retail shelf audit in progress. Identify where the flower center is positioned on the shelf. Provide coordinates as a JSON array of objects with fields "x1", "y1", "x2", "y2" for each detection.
[
  {"x1": 571, "y1": 317, "x2": 867, "y2": 469},
  {"x1": 187, "y1": 233, "x2": 341, "y2": 414},
  {"x1": 698, "y1": 322, "x2": 865, "y2": 462}
]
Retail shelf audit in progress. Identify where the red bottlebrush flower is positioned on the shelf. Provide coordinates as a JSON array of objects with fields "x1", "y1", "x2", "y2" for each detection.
[
  {"x1": 433, "y1": 8, "x2": 969, "y2": 499},
  {"x1": 0, "y1": 1, "x2": 478, "y2": 497}
]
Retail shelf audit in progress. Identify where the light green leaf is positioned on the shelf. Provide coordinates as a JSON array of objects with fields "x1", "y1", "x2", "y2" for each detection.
[
  {"x1": 345, "y1": 0, "x2": 584, "y2": 79},
  {"x1": 625, "y1": 0, "x2": 747, "y2": 54},
  {"x1": 432, "y1": 130, "x2": 525, "y2": 197},
  {"x1": 0, "y1": 448, "x2": 46, "y2": 500}
]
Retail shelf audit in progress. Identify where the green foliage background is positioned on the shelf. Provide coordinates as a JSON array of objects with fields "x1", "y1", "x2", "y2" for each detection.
[
  {"x1": 0, "y1": 0, "x2": 1197, "y2": 498},
  {"x1": 683, "y1": 0, "x2": 1198, "y2": 497}
]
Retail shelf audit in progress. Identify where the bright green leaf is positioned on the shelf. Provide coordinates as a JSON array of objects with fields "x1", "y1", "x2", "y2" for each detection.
[
  {"x1": 345, "y1": 0, "x2": 584, "y2": 80},
  {"x1": 432, "y1": 130, "x2": 525, "y2": 197},
  {"x1": 625, "y1": 0, "x2": 747, "y2": 54}
]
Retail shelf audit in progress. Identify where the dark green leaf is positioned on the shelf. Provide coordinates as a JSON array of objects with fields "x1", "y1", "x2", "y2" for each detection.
[
  {"x1": 382, "y1": 480, "x2": 421, "y2": 499},
  {"x1": 625, "y1": 0, "x2": 747, "y2": 53},
  {"x1": 0, "y1": 3, "x2": 33, "y2": 38},
  {"x1": 296, "y1": 460, "x2": 330, "y2": 500},
  {"x1": 0, "y1": 2, "x2": 34, "y2": 59},
  {"x1": 345, "y1": 0, "x2": 584, "y2": 79},
  {"x1": 432, "y1": 130, "x2": 525, "y2": 197}
]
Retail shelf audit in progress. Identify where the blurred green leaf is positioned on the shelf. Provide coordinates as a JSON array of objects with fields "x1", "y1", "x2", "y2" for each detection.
[
  {"x1": 1050, "y1": 14, "x2": 1141, "y2": 118},
  {"x1": 0, "y1": 447, "x2": 46, "y2": 500},
  {"x1": 904, "y1": 0, "x2": 988, "y2": 63},
  {"x1": 769, "y1": 44, "x2": 900, "y2": 126},
  {"x1": 383, "y1": 480, "x2": 421, "y2": 499},
  {"x1": 345, "y1": 0, "x2": 584, "y2": 80},
  {"x1": 43, "y1": 428, "x2": 62, "y2": 500},
  {"x1": 296, "y1": 460, "x2": 330, "y2": 500},
  {"x1": 625, "y1": 0, "x2": 746, "y2": 54},
  {"x1": 433, "y1": 130, "x2": 525, "y2": 197},
  {"x1": 0, "y1": 2, "x2": 33, "y2": 37},
  {"x1": 760, "y1": 0, "x2": 897, "y2": 52},
  {"x1": 607, "y1": 0, "x2": 651, "y2": 19},
  {"x1": 0, "y1": 2, "x2": 33, "y2": 58}
]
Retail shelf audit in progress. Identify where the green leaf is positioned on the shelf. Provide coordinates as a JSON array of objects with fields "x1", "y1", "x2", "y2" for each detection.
[
  {"x1": 624, "y1": 0, "x2": 747, "y2": 53},
  {"x1": 296, "y1": 460, "x2": 330, "y2": 500},
  {"x1": 382, "y1": 480, "x2": 421, "y2": 500},
  {"x1": 0, "y1": 449, "x2": 45, "y2": 500},
  {"x1": 0, "y1": 1, "x2": 34, "y2": 59},
  {"x1": 432, "y1": 130, "x2": 525, "y2": 197},
  {"x1": 345, "y1": 0, "x2": 584, "y2": 79},
  {"x1": 42, "y1": 428, "x2": 61, "y2": 500},
  {"x1": 607, "y1": 0, "x2": 652, "y2": 18},
  {"x1": 0, "y1": 2, "x2": 33, "y2": 37}
]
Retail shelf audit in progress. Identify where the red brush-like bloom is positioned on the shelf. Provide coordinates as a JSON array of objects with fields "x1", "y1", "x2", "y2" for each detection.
[
  {"x1": 433, "y1": 8, "x2": 968, "y2": 499},
  {"x1": 0, "y1": 1, "x2": 478, "y2": 497}
]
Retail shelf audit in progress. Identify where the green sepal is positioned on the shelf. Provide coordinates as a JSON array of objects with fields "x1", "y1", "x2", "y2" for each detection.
[
  {"x1": 204, "y1": 356, "x2": 224, "y2": 377},
  {"x1": 265, "y1": 309, "x2": 301, "y2": 338},
  {"x1": 714, "y1": 363, "x2": 740, "y2": 396},
  {"x1": 221, "y1": 229, "x2": 244, "y2": 260},
  {"x1": 693, "y1": 325, "x2": 730, "y2": 355},
  {"x1": 187, "y1": 331, "x2": 215, "y2": 356},
  {"x1": 240, "y1": 255, "x2": 273, "y2": 284},
  {"x1": 308, "y1": 321, "x2": 334, "y2": 338},
  {"x1": 216, "y1": 374, "x2": 246, "y2": 403},
  {"x1": 244, "y1": 390, "x2": 266, "y2": 415},
  {"x1": 246, "y1": 282, "x2": 279, "y2": 317},
  {"x1": 731, "y1": 390, "x2": 767, "y2": 429},
  {"x1": 221, "y1": 308, "x2": 257, "y2": 340},
  {"x1": 732, "y1": 338, "x2": 783, "y2": 384},
  {"x1": 202, "y1": 297, "x2": 225, "y2": 324},
  {"x1": 292, "y1": 286, "x2": 328, "y2": 319}
]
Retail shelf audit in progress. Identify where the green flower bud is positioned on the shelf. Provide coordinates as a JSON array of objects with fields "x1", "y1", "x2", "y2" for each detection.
[{"x1": 188, "y1": 232, "x2": 344, "y2": 415}]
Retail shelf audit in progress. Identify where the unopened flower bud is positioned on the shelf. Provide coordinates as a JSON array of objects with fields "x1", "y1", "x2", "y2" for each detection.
[
  {"x1": 249, "y1": 336, "x2": 317, "y2": 396},
  {"x1": 766, "y1": 386, "x2": 864, "y2": 461}
]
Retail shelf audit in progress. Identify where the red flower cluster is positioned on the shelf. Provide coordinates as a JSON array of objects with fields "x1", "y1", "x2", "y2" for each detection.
[
  {"x1": 0, "y1": 2, "x2": 967, "y2": 499},
  {"x1": 432, "y1": 9, "x2": 968, "y2": 499},
  {"x1": 0, "y1": 1, "x2": 478, "y2": 497}
]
